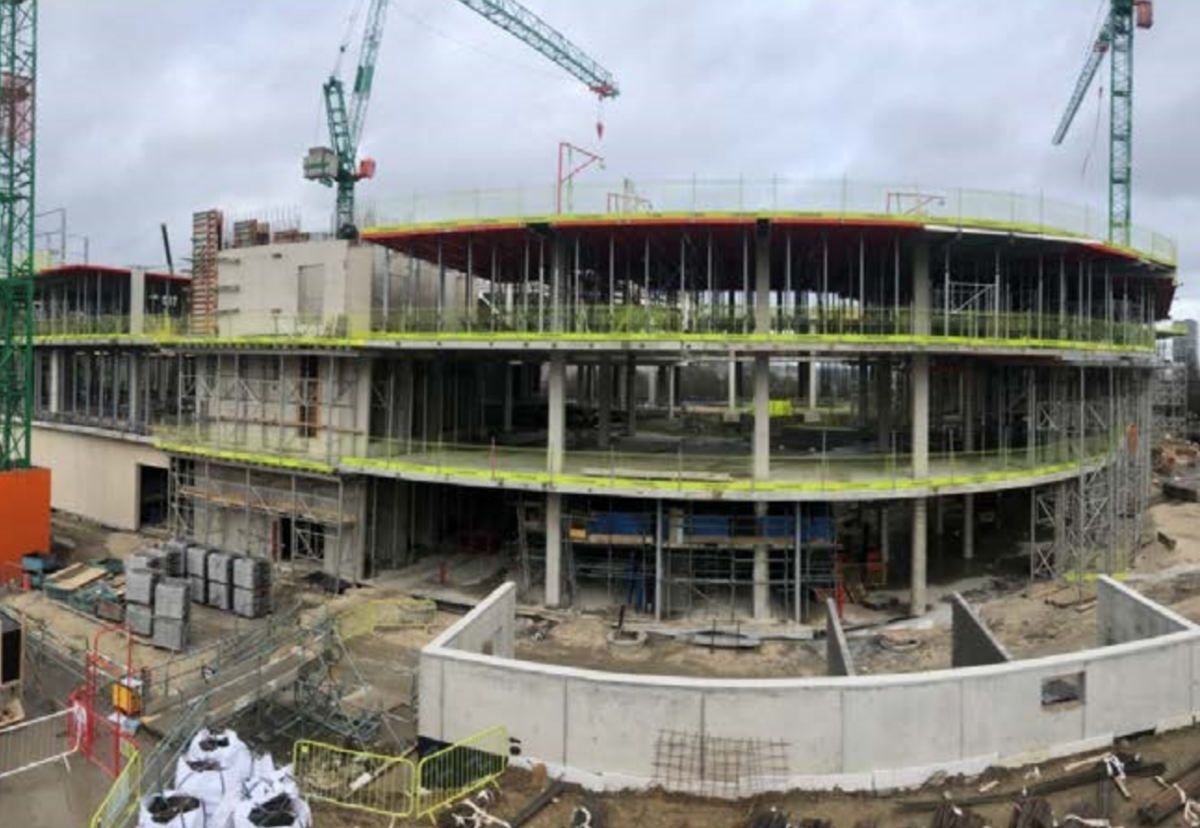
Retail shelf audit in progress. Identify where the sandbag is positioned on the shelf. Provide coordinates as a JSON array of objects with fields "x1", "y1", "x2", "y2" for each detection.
[
  {"x1": 231, "y1": 792, "x2": 313, "y2": 828},
  {"x1": 185, "y1": 728, "x2": 253, "y2": 780},
  {"x1": 137, "y1": 791, "x2": 206, "y2": 828},
  {"x1": 174, "y1": 755, "x2": 247, "y2": 816}
]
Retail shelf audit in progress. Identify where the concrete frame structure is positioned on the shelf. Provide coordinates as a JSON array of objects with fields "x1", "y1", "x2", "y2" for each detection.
[
  {"x1": 28, "y1": 185, "x2": 1174, "y2": 614},
  {"x1": 419, "y1": 578, "x2": 1200, "y2": 794}
]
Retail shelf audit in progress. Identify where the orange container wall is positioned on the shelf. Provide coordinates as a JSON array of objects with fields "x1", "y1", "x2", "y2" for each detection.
[{"x1": 0, "y1": 467, "x2": 51, "y2": 572}]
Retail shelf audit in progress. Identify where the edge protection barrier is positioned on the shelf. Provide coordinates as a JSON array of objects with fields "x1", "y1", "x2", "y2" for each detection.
[
  {"x1": 293, "y1": 739, "x2": 417, "y2": 819},
  {"x1": 414, "y1": 725, "x2": 509, "y2": 819},
  {"x1": 88, "y1": 741, "x2": 141, "y2": 828}
]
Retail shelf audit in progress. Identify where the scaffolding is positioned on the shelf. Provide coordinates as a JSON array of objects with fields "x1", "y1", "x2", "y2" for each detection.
[
  {"x1": 517, "y1": 499, "x2": 843, "y2": 623},
  {"x1": 174, "y1": 352, "x2": 363, "y2": 463},
  {"x1": 168, "y1": 456, "x2": 362, "y2": 582},
  {"x1": 1029, "y1": 367, "x2": 1151, "y2": 580},
  {"x1": 1153, "y1": 362, "x2": 1187, "y2": 441}
]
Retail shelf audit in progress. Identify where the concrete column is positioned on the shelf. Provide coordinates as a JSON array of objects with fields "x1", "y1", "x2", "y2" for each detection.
[
  {"x1": 727, "y1": 355, "x2": 738, "y2": 416},
  {"x1": 755, "y1": 224, "x2": 771, "y2": 334},
  {"x1": 129, "y1": 267, "x2": 147, "y2": 335},
  {"x1": 963, "y1": 363, "x2": 976, "y2": 560},
  {"x1": 127, "y1": 354, "x2": 141, "y2": 427},
  {"x1": 808, "y1": 359, "x2": 819, "y2": 413},
  {"x1": 910, "y1": 497, "x2": 928, "y2": 617},
  {"x1": 48, "y1": 350, "x2": 62, "y2": 415},
  {"x1": 545, "y1": 492, "x2": 563, "y2": 607},
  {"x1": 399, "y1": 360, "x2": 414, "y2": 448},
  {"x1": 875, "y1": 360, "x2": 890, "y2": 450},
  {"x1": 913, "y1": 242, "x2": 931, "y2": 337},
  {"x1": 503, "y1": 363, "x2": 514, "y2": 434},
  {"x1": 911, "y1": 355, "x2": 930, "y2": 479},
  {"x1": 625, "y1": 354, "x2": 637, "y2": 437},
  {"x1": 753, "y1": 501, "x2": 770, "y2": 620},
  {"x1": 430, "y1": 363, "x2": 445, "y2": 441},
  {"x1": 858, "y1": 358, "x2": 869, "y2": 428},
  {"x1": 667, "y1": 365, "x2": 677, "y2": 420},
  {"x1": 963, "y1": 494, "x2": 975, "y2": 561},
  {"x1": 547, "y1": 353, "x2": 565, "y2": 475},
  {"x1": 880, "y1": 505, "x2": 890, "y2": 568},
  {"x1": 649, "y1": 367, "x2": 661, "y2": 411},
  {"x1": 598, "y1": 359, "x2": 612, "y2": 449},
  {"x1": 753, "y1": 354, "x2": 770, "y2": 481}
]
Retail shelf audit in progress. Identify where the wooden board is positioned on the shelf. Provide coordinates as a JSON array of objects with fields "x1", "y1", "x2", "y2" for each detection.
[{"x1": 46, "y1": 564, "x2": 109, "y2": 592}]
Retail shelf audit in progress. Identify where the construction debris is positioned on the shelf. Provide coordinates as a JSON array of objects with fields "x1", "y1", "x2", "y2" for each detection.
[
  {"x1": 1008, "y1": 797, "x2": 1054, "y2": 828},
  {"x1": 1139, "y1": 760, "x2": 1200, "y2": 825},
  {"x1": 902, "y1": 753, "x2": 1163, "y2": 811},
  {"x1": 930, "y1": 801, "x2": 987, "y2": 828}
]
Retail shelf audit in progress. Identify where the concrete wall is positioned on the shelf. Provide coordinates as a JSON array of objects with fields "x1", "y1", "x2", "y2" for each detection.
[
  {"x1": 420, "y1": 578, "x2": 1200, "y2": 794},
  {"x1": 825, "y1": 599, "x2": 855, "y2": 676},
  {"x1": 429, "y1": 581, "x2": 516, "y2": 658},
  {"x1": 216, "y1": 240, "x2": 375, "y2": 336},
  {"x1": 951, "y1": 593, "x2": 1012, "y2": 668},
  {"x1": 1097, "y1": 577, "x2": 1198, "y2": 646},
  {"x1": 31, "y1": 424, "x2": 168, "y2": 531}
]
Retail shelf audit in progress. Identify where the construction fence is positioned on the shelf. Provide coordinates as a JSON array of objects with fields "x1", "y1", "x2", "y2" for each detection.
[
  {"x1": 293, "y1": 725, "x2": 509, "y2": 821},
  {"x1": 0, "y1": 708, "x2": 80, "y2": 780}
]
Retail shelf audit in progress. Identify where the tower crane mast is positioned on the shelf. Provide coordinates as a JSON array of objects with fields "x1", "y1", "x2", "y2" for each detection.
[
  {"x1": 1052, "y1": 0, "x2": 1154, "y2": 248},
  {"x1": 305, "y1": 0, "x2": 619, "y2": 240}
]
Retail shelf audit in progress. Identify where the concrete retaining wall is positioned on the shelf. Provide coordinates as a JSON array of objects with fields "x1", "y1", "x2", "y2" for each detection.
[
  {"x1": 825, "y1": 599, "x2": 855, "y2": 676},
  {"x1": 1097, "y1": 577, "x2": 1197, "y2": 646},
  {"x1": 951, "y1": 593, "x2": 1012, "y2": 668},
  {"x1": 420, "y1": 576, "x2": 1200, "y2": 793}
]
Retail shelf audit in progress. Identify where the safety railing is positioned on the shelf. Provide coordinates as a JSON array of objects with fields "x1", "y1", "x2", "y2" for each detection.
[
  {"x1": 0, "y1": 708, "x2": 81, "y2": 780},
  {"x1": 32, "y1": 304, "x2": 1158, "y2": 352},
  {"x1": 364, "y1": 178, "x2": 1177, "y2": 266},
  {"x1": 414, "y1": 726, "x2": 509, "y2": 819},
  {"x1": 154, "y1": 421, "x2": 1120, "y2": 494},
  {"x1": 89, "y1": 740, "x2": 141, "y2": 828},
  {"x1": 333, "y1": 434, "x2": 1118, "y2": 495},
  {"x1": 293, "y1": 740, "x2": 418, "y2": 819}
]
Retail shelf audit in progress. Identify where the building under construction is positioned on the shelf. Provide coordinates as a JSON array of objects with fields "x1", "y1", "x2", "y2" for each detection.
[{"x1": 27, "y1": 181, "x2": 1176, "y2": 620}]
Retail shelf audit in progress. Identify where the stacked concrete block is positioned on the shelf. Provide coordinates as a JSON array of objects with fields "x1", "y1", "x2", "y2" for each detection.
[
  {"x1": 231, "y1": 557, "x2": 273, "y2": 619},
  {"x1": 127, "y1": 550, "x2": 164, "y2": 575},
  {"x1": 152, "y1": 578, "x2": 191, "y2": 652},
  {"x1": 126, "y1": 603, "x2": 154, "y2": 637},
  {"x1": 206, "y1": 553, "x2": 234, "y2": 612},
  {"x1": 153, "y1": 618, "x2": 189, "y2": 652},
  {"x1": 160, "y1": 546, "x2": 186, "y2": 578},
  {"x1": 125, "y1": 569, "x2": 159, "y2": 606},
  {"x1": 154, "y1": 579, "x2": 191, "y2": 620},
  {"x1": 186, "y1": 546, "x2": 211, "y2": 605}
]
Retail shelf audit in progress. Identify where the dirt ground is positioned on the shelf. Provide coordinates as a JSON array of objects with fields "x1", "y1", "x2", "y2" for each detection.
[{"x1": 305, "y1": 718, "x2": 1200, "y2": 828}]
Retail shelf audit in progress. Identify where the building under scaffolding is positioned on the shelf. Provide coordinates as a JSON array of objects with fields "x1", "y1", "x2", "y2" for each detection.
[{"x1": 27, "y1": 180, "x2": 1177, "y2": 620}]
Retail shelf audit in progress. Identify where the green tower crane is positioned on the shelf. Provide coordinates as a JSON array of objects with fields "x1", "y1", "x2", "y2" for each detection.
[
  {"x1": 304, "y1": 0, "x2": 619, "y2": 240},
  {"x1": 0, "y1": 0, "x2": 37, "y2": 471},
  {"x1": 1052, "y1": 0, "x2": 1154, "y2": 248}
]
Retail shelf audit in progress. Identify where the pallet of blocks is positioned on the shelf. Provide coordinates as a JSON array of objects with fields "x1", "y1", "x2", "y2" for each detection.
[
  {"x1": 185, "y1": 545, "x2": 211, "y2": 604},
  {"x1": 153, "y1": 578, "x2": 190, "y2": 652},
  {"x1": 206, "y1": 552, "x2": 234, "y2": 611},
  {"x1": 231, "y1": 557, "x2": 273, "y2": 619}
]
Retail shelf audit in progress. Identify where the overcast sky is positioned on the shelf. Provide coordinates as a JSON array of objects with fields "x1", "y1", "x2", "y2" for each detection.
[{"x1": 37, "y1": 0, "x2": 1200, "y2": 316}]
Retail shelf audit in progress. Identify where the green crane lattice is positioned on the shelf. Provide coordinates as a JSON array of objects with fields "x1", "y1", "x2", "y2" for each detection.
[
  {"x1": 1053, "y1": 0, "x2": 1144, "y2": 248},
  {"x1": 0, "y1": 0, "x2": 36, "y2": 471},
  {"x1": 309, "y1": 0, "x2": 618, "y2": 241}
]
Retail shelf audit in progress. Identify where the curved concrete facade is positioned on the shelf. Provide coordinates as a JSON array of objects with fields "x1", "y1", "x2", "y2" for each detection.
[{"x1": 420, "y1": 581, "x2": 1200, "y2": 793}]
